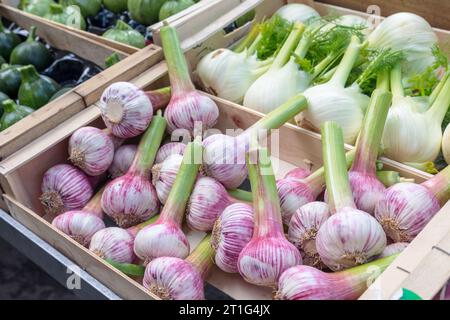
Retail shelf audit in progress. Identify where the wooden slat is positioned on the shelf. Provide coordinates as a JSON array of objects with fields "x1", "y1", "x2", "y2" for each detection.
[
  {"x1": 0, "y1": 4, "x2": 129, "y2": 66},
  {"x1": 397, "y1": 232, "x2": 450, "y2": 300},
  {"x1": 317, "y1": 0, "x2": 450, "y2": 30}
]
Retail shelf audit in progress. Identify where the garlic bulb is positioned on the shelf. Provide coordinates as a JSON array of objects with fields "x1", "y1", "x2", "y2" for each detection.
[
  {"x1": 316, "y1": 122, "x2": 386, "y2": 271},
  {"x1": 155, "y1": 142, "x2": 186, "y2": 164},
  {"x1": 68, "y1": 127, "x2": 115, "y2": 176},
  {"x1": 187, "y1": 177, "x2": 237, "y2": 232},
  {"x1": 211, "y1": 203, "x2": 254, "y2": 273},
  {"x1": 108, "y1": 144, "x2": 137, "y2": 178},
  {"x1": 368, "y1": 12, "x2": 438, "y2": 76},
  {"x1": 90, "y1": 227, "x2": 136, "y2": 264},
  {"x1": 160, "y1": 25, "x2": 219, "y2": 135},
  {"x1": 284, "y1": 166, "x2": 311, "y2": 180},
  {"x1": 275, "y1": 254, "x2": 397, "y2": 300},
  {"x1": 302, "y1": 36, "x2": 368, "y2": 144},
  {"x1": 143, "y1": 235, "x2": 214, "y2": 300},
  {"x1": 238, "y1": 148, "x2": 301, "y2": 287},
  {"x1": 275, "y1": 3, "x2": 320, "y2": 24},
  {"x1": 40, "y1": 164, "x2": 93, "y2": 216},
  {"x1": 101, "y1": 112, "x2": 166, "y2": 228},
  {"x1": 53, "y1": 211, "x2": 105, "y2": 247},
  {"x1": 378, "y1": 242, "x2": 408, "y2": 258},
  {"x1": 288, "y1": 202, "x2": 330, "y2": 269},
  {"x1": 197, "y1": 49, "x2": 271, "y2": 103},
  {"x1": 99, "y1": 82, "x2": 154, "y2": 139},
  {"x1": 382, "y1": 67, "x2": 450, "y2": 164},
  {"x1": 375, "y1": 182, "x2": 441, "y2": 242},
  {"x1": 152, "y1": 154, "x2": 184, "y2": 205}
]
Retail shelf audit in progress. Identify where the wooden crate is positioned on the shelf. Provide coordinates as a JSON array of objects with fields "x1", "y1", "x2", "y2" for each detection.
[
  {"x1": 0, "y1": 0, "x2": 240, "y2": 52},
  {"x1": 0, "y1": 60, "x2": 437, "y2": 300},
  {"x1": 0, "y1": 7, "x2": 164, "y2": 160}
]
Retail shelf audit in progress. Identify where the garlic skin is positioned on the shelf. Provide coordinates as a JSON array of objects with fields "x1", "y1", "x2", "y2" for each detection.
[
  {"x1": 101, "y1": 175, "x2": 160, "y2": 228},
  {"x1": 316, "y1": 208, "x2": 387, "y2": 271},
  {"x1": 152, "y1": 154, "x2": 183, "y2": 205},
  {"x1": 284, "y1": 167, "x2": 311, "y2": 180},
  {"x1": 89, "y1": 227, "x2": 136, "y2": 264},
  {"x1": 164, "y1": 91, "x2": 219, "y2": 134},
  {"x1": 197, "y1": 49, "x2": 270, "y2": 103},
  {"x1": 187, "y1": 177, "x2": 232, "y2": 232},
  {"x1": 52, "y1": 211, "x2": 105, "y2": 247},
  {"x1": 99, "y1": 82, "x2": 154, "y2": 139},
  {"x1": 277, "y1": 178, "x2": 317, "y2": 226},
  {"x1": 288, "y1": 202, "x2": 330, "y2": 269},
  {"x1": 68, "y1": 127, "x2": 115, "y2": 176},
  {"x1": 375, "y1": 182, "x2": 440, "y2": 242},
  {"x1": 133, "y1": 221, "x2": 190, "y2": 264},
  {"x1": 155, "y1": 142, "x2": 186, "y2": 164},
  {"x1": 348, "y1": 172, "x2": 386, "y2": 215},
  {"x1": 143, "y1": 257, "x2": 205, "y2": 300},
  {"x1": 442, "y1": 124, "x2": 450, "y2": 165},
  {"x1": 275, "y1": 3, "x2": 320, "y2": 24},
  {"x1": 211, "y1": 203, "x2": 254, "y2": 273},
  {"x1": 238, "y1": 238, "x2": 302, "y2": 287},
  {"x1": 303, "y1": 84, "x2": 368, "y2": 144},
  {"x1": 203, "y1": 134, "x2": 249, "y2": 189},
  {"x1": 40, "y1": 164, "x2": 93, "y2": 216},
  {"x1": 378, "y1": 242, "x2": 408, "y2": 258},
  {"x1": 368, "y1": 12, "x2": 438, "y2": 76},
  {"x1": 108, "y1": 144, "x2": 137, "y2": 178},
  {"x1": 243, "y1": 58, "x2": 311, "y2": 114}
]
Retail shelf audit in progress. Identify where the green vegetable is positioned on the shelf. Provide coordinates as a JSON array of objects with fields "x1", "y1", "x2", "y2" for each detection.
[
  {"x1": 127, "y1": 0, "x2": 167, "y2": 25},
  {"x1": 10, "y1": 26, "x2": 53, "y2": 72},
  {"x1": 44, "y1": 3, "x2": 68, "y2": 25},
  {"x1": 44, "y1": 4, "x2": 86, "y2": 30},
  {"x1": 235, "y1": 9, "x2": 256, "y2": 28},
  {"x1": 0, "y1": 99, "x2": 34, "y2": 131},
  {"x1": 0, "y1": 64, "x2": 22, "y2": 98},
  {"x1": 49, "y1": 86, "x2": 74, "y2": 101},
  {"x1": 103, "y1": 20, "x2": 146, "y2": 48},
  {"x1": 103, "y1": 0, "x2": 128, "y2": 13},
  {"x1": 64, "y1": 5, "x2": 87, "y2": 30},
  {"x1": 0, "y1": 19, "x2": 22, "y2": 61},
  {"x1": 257, "y1": 15, "x2": 293, "y2": 60},
  {"x1": 0, "y1": 92, "x2": 9, "y2": 117},
  {"x1": 105, "y1": 52, "x2": 121, "y2": 68},
  {"x1": 159, "y1": 0, "x2": 195, "y2": 21},
  {"x1": 18, "y1": 65, "x2": 60, "y2": 109},
  {"x1": 105, "y1": 259, "x2": 146, "y2": 276},
  {"x1": 19, "y1": 0, "x2": 53, "y2": 17},
  {"x1": 0, "y1": 56, "x2": 5, "y2": 65},
  {"x1": 60, "y1": 0, "x2": 102, "y2": 18}
]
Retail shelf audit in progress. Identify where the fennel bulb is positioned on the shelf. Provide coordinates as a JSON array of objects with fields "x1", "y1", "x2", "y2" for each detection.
[
  {"x1": 275, "y1": 4, "x2": 320, "y2": 24},
  {"x1": 382, "y1": 66, "x2": 450, "y2": 164},
  {"x1": 197, "y1": 48, "x2": 271, "y2": 103},
  {"x1": 442, "y1": 124, "x2": 450, "y2": 165},
  {"x1": 243, "y1": 23, "x2": 308, "y2": 113},
  {"x1": 302, "y1": 36, "x2": 369, "y2": 144},
  {"x1": 368, "y1": 12, "x2": 438, "y2": 76}
]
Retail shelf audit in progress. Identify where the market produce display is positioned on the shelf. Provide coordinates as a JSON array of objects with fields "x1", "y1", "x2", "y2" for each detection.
[
  {"x1": 0, "y1": 1, "x2": 445, "y2": 301},
  {"x1": 15, "y1": 0, "x2": 204, "y2": 48},
  {"x1": 0, "y1": 18, "x2": 112, "y2": 132}
]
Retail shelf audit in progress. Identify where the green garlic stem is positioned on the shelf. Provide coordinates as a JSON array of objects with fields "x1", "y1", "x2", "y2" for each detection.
[
  {"x1": 322, "y1": 121, "x2": 356, "y2": 213},
  {"x1": 160, "y1": 137, "x2": 203, "y2": 225},
  {"x1": 186, "y1": 234, "x2": 215, "y2": 279}
]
